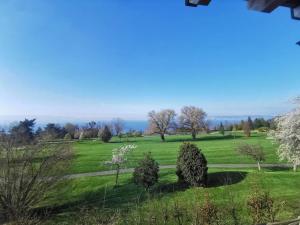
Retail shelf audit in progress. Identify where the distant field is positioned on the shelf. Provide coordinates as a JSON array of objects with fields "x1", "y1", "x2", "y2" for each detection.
[{"x1": 70, "y1": 132, "x2": 280, "y2": 174}]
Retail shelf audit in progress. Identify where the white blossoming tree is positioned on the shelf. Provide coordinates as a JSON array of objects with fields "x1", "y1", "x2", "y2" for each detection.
[
  {"x1": 269, "y1": 99, "x2": 300, "y2": 172},
  {"x1": 105, "y1": 144, "x2": 137, "y2": 186}
]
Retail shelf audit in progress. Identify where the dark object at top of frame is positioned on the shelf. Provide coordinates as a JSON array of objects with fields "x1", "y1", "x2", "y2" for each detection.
[{"x1": 185, "y1": 0, "x2": 300, "y2": 20}]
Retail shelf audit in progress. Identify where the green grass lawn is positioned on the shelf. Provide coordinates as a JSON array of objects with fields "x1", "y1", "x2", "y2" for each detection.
[
  {"x1": 44, "y1": 168, "x2": 300, "y2": 224},
  {"x1": 71, "y1": 131, "x2": 279, "y2": 174}
]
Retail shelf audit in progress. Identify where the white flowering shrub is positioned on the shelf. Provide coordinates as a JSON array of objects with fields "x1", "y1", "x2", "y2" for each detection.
[
  {"x1": 269, "y1": 100, "x2": 300, "y2": 171},
  {"x1": 105, "y1": 144, "x2": 137, "y2": 186}
]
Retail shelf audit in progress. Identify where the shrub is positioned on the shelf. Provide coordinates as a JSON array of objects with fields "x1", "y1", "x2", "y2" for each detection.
[
  {"x1": 258, "y1": 127, "x2": 269, "y2": 132},
  {"x1": 64, "y1": 133, "x2": 72, "y2": 140},
  {"x1": 0, "y1": 138, "x2": 73, "y2": 224},
  {"x1": 133, "y1": 152, "x2": 159, "y2": 190},
  {"x1": 194, "y1": 193, "x2": 220, "y2": 225},
  {"x1": 236, "y1": 144, "x2": 265, "y2": 171},
  {"x1": 176, "y1": 142, "x2": 208, "y2": 187},
  {"x1": 247, "y1": 187, "x2": 282, "y2": 224},
  {"x1": 99, "y1": 126, "x2": 112, "y2": 143}
]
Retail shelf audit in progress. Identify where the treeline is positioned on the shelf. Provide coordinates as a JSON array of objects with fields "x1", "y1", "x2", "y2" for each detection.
[
  {"x1": 0, "y1": 118, "x2": 143, "y2": 145},
  {"x1": 217, "y1": 116, "x2": 274, "y2": 133},
  {"x1": 0, "y1": 109, "x2": 274, "y2": 145},
  {"x1": 147, "y1": 106, "x2": 274, "y2": 141}
]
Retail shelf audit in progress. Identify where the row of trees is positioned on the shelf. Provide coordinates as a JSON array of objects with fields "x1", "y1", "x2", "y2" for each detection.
[
  {"x1": 0, "y1": 118, "x2": 145, "y2": 145},
  {"x1": 148, "y1": 106, "x2": 207, "y2": 141},
  {"x1": 147, "y1": 106, "x2": 274, "y2": 141}
]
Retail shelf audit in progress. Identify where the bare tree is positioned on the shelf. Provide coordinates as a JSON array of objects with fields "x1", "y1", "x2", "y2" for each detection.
[
  {"x1": 148, "y1": 109, "x2": 176, "y2": 141},
  {"x1": 243, "y1": 121, "x2": 251, "y2": 137},
  {"x1": 64, "y1": 123, "x2": 77, "y2": 139},
  {"x1": 179, "y1": 106, "x2": 206, "y2": 139},
  {"x1": 236, "y1": 144, "x2": 265, "y2": 171},
  {"x1": 0, "y1": 137, "x2": 73, "y2": 224},
  {"x1": 112, "y1": 118, "x2": 125, "y2": 140}
]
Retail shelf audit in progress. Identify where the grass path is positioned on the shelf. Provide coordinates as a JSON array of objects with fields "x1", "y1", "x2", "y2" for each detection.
[{"x1": 65, "y1": 163, "x2": 292, "y2": 179}]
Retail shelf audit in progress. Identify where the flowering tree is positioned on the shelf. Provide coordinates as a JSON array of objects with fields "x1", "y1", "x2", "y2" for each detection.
[
  {"x1": 269, "y1": 99, "x2": 300, "y2": 172},
  {"x1": 105, "y1": 144, "x2": 137, "y2": 186}
]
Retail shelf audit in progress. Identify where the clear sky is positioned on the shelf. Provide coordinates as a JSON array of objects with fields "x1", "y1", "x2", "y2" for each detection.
[{"x1": 0, "y1": 0, "x2": 299, "y2": 121}]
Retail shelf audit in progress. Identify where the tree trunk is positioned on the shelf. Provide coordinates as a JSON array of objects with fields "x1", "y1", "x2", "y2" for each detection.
[
  {"x1": 160, "y1": 133, "x2": 165, "y2": 142},
  {"x1": 293, "y1": 164, "x2": 297, "y2": 172},
  {"x1": 257, "y1": 161, "x2": 261, "y2": 171},
  {"x1": 192, "y1": 131, "x2": 196, "y2": 140},
  {"x1": 115, "y1": 164, "x2": 120, "y2": 186}
]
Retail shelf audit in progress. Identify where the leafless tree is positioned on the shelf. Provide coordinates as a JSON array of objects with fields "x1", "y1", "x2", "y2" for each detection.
[
  {"x1": 148, "y1": 109, "x2": 176, "y2": 141},
  {"x1": 64, "y1": 123, "x2": 77, "y2": 139},
  {"x1": 236, "y1": 144, "x2": 265, "y2": 171},
  {"x1": 179, "y1": 106, "x2": 206, "y2": 139},
  {"x1": 243, "y1": 121, "x2": 251, "y2": 137},
  {"x1": 0, "y1": 137, "x2": 73, "y2": 224},
  {"x1": 112, "y1": 118, "x2": 125, "y2": 140}
]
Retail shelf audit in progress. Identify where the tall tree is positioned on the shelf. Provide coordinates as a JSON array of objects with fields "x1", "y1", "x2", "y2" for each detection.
[
  {"x1": 219, "y1": 122, "x2": 225, "y2": 136},
  {"x1": 64, "y1": 123, "x2": 77, "y2": 139},
  {"x1": 10, "y1": 118, "x2": 36, "y2": 145},
  {"x1": 43, "y1": 123, "x2": 66, "y2": 140},
  {"x1": 247, "y1": 116, "x2": 254, "y2": 130},
  {"x1": 99, "y1": 125, "x2": 112, "y2": 143},
  {"x1": 269, "y1": 99, "x2": 300, "y2": 172},
  {"x1": 148, "y1": 109, "x2": 176, "y2": 141},
  {"x1": 179, "y1": 106, "x2": 206, "y2": 139},
  {"x1": 112, "y1": 118, "x2": 125, "y2": 140},
  {"x1": 243, "y1": 121, "x2": 251, "y2": 137}
]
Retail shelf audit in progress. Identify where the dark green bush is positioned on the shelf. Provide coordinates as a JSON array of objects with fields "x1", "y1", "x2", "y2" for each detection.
[
  {"x1": 176, "y1": 142, "x2": 208, "y2": 187},
  {"x1": 133, "y1": 152, "x2": 159, "y2": 190},
  {"x1": 98, "y1": 126, "x2": 112, "y2": 143}
]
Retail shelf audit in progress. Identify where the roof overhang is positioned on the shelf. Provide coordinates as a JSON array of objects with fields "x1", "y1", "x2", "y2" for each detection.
[{"x1": 185, "y1": 0, "x2": 300, "y2": 20}]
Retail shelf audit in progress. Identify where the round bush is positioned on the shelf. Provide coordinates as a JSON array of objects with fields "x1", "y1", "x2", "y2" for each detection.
[
  {"x1": 176, "y1": 142, "x2": 208, "y2": 187},
  {"x1": 133, "y1": 152, "x2": 159, "y2": 190},
  {"x1": 99, "y1": 126, "x2": 112, "y2": 143}
]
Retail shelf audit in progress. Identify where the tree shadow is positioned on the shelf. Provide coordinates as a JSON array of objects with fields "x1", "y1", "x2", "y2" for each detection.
[
  {"x1": 36, "y1": 171, "x2": 247, "y2": 219},
  {"x1": 109, "y1": 140, "x2": 137, "y2": 144},
  {"x1": 165, "y1": 134, "x2": 243, "y2": 143},
  {"x1": 207, "y1": 171, "x2": 248, "y2": 188},
  {"x1": 153, "y1": 182, "x2": 189, "y2": 194},
  {"x1": 264, "y1": 166, "x2": 292, "y2": 172},
  {"x1": 36, "y1": 178, "x2": 146, "y2": 217}
]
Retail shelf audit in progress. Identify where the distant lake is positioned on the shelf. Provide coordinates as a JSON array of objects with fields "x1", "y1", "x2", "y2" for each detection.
[{"x1": 0, "y1": 115, "x2": 273, "y2": 132}]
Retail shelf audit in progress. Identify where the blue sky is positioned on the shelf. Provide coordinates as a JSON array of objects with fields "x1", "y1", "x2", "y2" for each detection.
[{"x1": 0, "y1": 0, "x2": 299, "y2": 121}]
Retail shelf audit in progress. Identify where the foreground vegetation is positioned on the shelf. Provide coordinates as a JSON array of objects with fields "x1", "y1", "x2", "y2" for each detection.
[{"x1": 43, "y1": 168, "x2": 300, "y2": 224}]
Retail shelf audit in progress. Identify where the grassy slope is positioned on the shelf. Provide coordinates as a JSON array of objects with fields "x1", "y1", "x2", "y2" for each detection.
[
  {"x1": 45, "y1": 168, "x2": 300, "y2": 224},
  {"x1": 71, "y1": 132, "x2": 279, "y2": 174}
]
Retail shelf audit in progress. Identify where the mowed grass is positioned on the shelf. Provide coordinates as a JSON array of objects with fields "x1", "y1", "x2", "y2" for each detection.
[
  {"x1": 45, "y1": 168, "x2": 300, "y2": 224},
  {"x1": 71, "y1": 131, "x2": 279, "y2": 174}
]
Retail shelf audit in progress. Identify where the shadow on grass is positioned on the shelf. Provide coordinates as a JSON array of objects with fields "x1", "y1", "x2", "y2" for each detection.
[
  {"x1": 208, "y1": 171, "x2": 248, "y2": 188},
  {"x1": 36, "y1": 171, "x2": 248, "y2": 218},
  {"x1": 165, "y1": 134, "x2": 243, "y2": 143},
  {"x1": 36, "y1": 178, "x2": 146, "y2": 217},
  {"x1": 264, "y1": 166, "x2": 292, "y2": 172}
]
